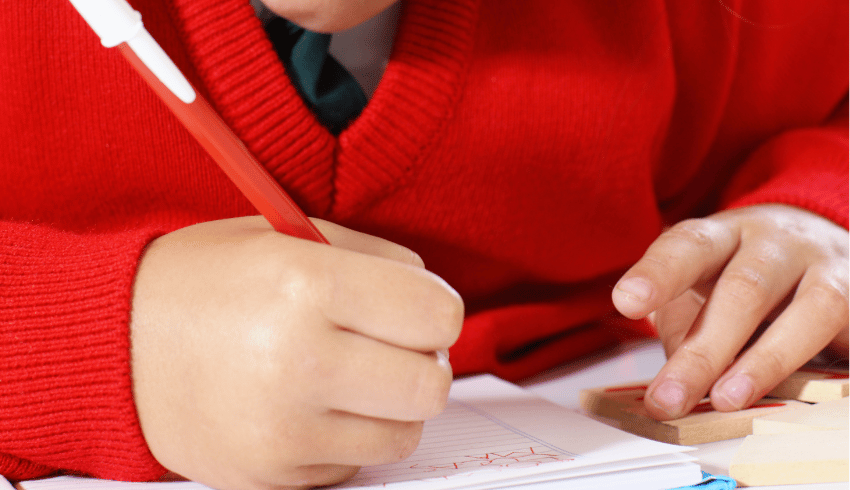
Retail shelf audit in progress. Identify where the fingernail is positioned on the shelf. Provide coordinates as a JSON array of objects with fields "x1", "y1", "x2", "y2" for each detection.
[
  {"x1": 650, "y1": 379, "x2": 687, "y2": 418},
  {"x1": 717, "y1": 374, "x2": 754, "y2": 410},
  {"x1": 616, "y1": 278, "x2": 653, "y2": 303}
]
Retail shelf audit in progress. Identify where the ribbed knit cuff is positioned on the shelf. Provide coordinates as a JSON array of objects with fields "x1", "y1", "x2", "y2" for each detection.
[
  {"x1": 0, "y1": 222, "x2": 167, "y2": 481},
  {"x1": 722, "y1": 126, "x2": 849, "y2": 229}
]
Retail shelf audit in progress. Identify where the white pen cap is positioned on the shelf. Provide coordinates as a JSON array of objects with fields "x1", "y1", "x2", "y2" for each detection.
[
  {"x1": 68, "y1": 0, "x2": 142, "y2": 48},
  {"x1": 67, "y1": 0, "x2": 196, "y2": 103}
]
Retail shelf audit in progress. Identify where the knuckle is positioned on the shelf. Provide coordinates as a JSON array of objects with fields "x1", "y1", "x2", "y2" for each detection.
[
  {"x1": 268, "y1": 249, "x2": 319, "y2": 305},
  {"x1": 755, "y1": 348, "x2": 791, "y2": 384},
  {"x1": 636, "y1": 253, "x2": 674, "y2": 279},
  {"x1": 664, "y1": 219, "x2": 723, "y2": 252},
  {"x1": 808, "y1": 274, "x2": 850, "y2": 323},
  {"x1": 380, "y1": 240, "x2": 425, "y2": 267},
  {"x1": 716, "y1": 267, "x2": 769, "y2": 306},
  {"x1": 639, "y1": 218, "x2": 730, "y2": 281},
  {"x1": 829, "y1": 236, "x2": 849, "y2": 259},
  {"x1": 678, "y1": 343, "x2": 723, "y2": 379},
  {"x1": 405, "y1": 248, "x2": 426, "y2": 268},
  {"x1": 750, "y1": 241, "x2": 785, "y2": 267},
  {"x1": 812, "y1": 280, "x2": 849, "y2": 308}
]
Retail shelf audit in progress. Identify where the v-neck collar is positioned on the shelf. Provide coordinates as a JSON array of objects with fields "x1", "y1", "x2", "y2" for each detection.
[{"x1": 168, "y1": 0, "x2": 480, "y2": 219}]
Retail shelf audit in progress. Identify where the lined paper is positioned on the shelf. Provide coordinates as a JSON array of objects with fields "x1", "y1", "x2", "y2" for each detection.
[
  {"x1": 333, "y1": 375, "x2": 701, "y2": 489},
  {"x1": 17, "y1": 375, "x2": 702, "y2": 490},
  {"x1": 342, "y1": 400, "x2": 577, "y2": 485}
]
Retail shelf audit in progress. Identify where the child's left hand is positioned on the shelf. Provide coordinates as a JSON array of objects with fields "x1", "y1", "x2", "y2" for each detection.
[{"x1": 612, "y1": 204, "x2": 849, "y2": 420}]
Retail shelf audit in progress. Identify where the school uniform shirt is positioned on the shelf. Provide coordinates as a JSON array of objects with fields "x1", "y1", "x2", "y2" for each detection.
[{"x1": 1, "y1": 0, "x2": 847, "y2": 482}]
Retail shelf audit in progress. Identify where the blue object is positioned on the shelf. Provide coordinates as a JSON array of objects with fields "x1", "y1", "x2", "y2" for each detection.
[{"x1": 670, "y1": 472, "x2": 736, "y2": 490}]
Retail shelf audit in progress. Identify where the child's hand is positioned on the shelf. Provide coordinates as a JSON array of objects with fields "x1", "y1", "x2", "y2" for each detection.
[
  {"x1": 612, "y1": 204, "x2": 848, "y2": 420},
  {"x1": 258, "y1": 0, "x2": 397, "y2": 32},
  {"x1": 130, "y1": 216, "x2": 463, "y2": 489}
]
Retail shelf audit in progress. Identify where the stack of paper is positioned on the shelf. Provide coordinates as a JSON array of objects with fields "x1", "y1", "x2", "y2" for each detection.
[{"x1": 15, "y1": 375, "x2": 702, "y2": 490}]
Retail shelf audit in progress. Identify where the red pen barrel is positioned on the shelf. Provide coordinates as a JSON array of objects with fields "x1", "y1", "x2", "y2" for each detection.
[{"x1": 116, "y1": 42, "x2": 329, "y2": 244}]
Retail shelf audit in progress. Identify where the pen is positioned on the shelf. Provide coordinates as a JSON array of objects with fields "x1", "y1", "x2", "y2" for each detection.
[{"x1": 67, "y1": 0, "x2": 329, "y2": 244}]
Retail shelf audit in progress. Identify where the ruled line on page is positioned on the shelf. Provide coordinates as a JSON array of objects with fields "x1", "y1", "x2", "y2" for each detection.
[{"x1": 339, "y1": 400, "x2": 578, "y2": 486}]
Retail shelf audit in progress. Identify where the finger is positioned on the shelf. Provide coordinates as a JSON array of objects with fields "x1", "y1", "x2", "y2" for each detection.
[
  {"x1": 644, "y1": 240, "x2": 803, "y2": 419},
  {"x1": 710, "y1": 263, "x2": 849, "y2": 411},
  {"x1": 319, "y1": 246, "x2": 464, "y2": 352},
  {"x1": 311, "y1": 218, "x2": 425, "y2": 268},
  {"x1": 652, "y1": 288, "x2": 706, "y2": 358},
  {"x1": 315, "y1": 329, "x2": 453, "y2": 421},
  {"x1": 304, "y1": 411, "x2": 424, "y2": 467},
  {"x1": 657, "y1": 281, "x2": 789, "y2": 359},
  {"x1": 613, "y1": 218, "x2": 737, "y2": 319}
]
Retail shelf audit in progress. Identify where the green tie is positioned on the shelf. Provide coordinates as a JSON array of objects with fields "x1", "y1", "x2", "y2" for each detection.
[{"x1": 264, "y1": 17, "x2": 368, "y2": 135}]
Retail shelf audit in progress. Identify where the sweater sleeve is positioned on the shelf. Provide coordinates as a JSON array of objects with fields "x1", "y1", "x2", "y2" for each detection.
[
  {"x1": 0, "y1": 220, "x2": 168, "y2": 481},
  {"x1": 721, "y1": 97, "x2": 849, "y2": 229}
]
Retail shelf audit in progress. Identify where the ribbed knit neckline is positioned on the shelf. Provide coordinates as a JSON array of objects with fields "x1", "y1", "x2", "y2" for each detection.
[{"x1": 168, "y1": 0, "x2": 480, "y2": 218}]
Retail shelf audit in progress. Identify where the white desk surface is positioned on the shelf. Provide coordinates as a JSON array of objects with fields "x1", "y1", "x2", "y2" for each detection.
[{"x1": 520, "y1": 340, "x2": 848, "y2": 490}]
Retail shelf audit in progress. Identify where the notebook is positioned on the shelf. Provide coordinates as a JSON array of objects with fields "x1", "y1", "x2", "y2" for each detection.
[{"x1": 14, "y1": 375, "x2": 703, "y2": 490}]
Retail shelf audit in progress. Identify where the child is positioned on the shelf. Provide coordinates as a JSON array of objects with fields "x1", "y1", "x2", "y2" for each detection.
[{"x1": 0, "y1": 0, "x2": 846, "y2": 488}]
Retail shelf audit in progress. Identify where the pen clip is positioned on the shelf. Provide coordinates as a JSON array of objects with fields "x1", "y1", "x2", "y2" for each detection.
[{"x1": 68, "y1": 0, "x2": 195, "y2": 103}]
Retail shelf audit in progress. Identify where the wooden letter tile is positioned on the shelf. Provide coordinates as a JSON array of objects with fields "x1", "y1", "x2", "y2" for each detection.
[
  {"x1": 729, "y1": 429, "x2": 849, "y2": 486},
  {"x1": 579, "y1": 382, "x2": 650, "y2": 420},
  {"x1": 767, "y1": 367, "x2": 849, "y2": 402},
  {"x1": 753, "y1": 397, "x2": 848, "y2": 435},
  {"x1": 619, "y1": 398, "x2": 807, "y2": 445},
  {"x1": 581, "y1": 382, "x2": 808, "y2": 445}
]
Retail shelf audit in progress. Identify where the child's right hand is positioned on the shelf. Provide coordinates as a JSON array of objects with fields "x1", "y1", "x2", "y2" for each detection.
[{"x1": 129, "y1": 216, "x2": 463, "y2": 490}]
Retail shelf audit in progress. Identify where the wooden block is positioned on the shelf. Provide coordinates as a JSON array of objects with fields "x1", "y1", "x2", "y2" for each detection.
[
  {"x1": 583, "y1": 382, "x2": 807, "y2": 445},
  {"x1": 579, "y1": 381, "x2": 651, "y2": 419},
  {"x1": 767, "y1": 367, "x2": 849, "y2": 402},
  {"x1": 753, "y1": 397, "x2": 848, "y2": 435},
  {"x1": 729, "y1": 429, "x2": 849, "y2": 486},
  {"x1": 619, "y1": 398, "x2": 808, "y2": 445}
]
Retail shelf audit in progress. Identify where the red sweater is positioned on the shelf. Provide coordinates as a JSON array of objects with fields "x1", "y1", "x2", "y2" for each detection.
[{"x1": 1, "y1": 0, "x2": 847, "y2": 482}]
